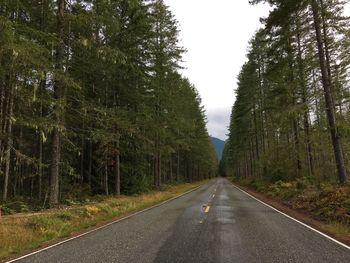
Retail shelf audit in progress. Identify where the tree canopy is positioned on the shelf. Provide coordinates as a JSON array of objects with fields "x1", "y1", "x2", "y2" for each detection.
[
  {"x1": 0, "y1": 0, "x2": 217, "y2": 206},
  {"x1": 222, "y1": 0, "x2": 350, "y2": 184}
]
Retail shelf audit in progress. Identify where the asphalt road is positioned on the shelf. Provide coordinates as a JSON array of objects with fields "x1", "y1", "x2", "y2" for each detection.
[{"x1": 12, "y1": 178, "x2": 350, "y2": 263}]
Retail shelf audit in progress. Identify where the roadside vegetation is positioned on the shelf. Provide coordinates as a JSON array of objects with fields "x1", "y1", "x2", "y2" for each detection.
[
  {"x1": 221, "y1": 0, "x2": 350, "y2": 242},
  {"x1": 230, "y1": 177, "x2": 350, "y2": 243},
  {"x1": 0, "y1": 181, "x2": 204, "y2": 260}
]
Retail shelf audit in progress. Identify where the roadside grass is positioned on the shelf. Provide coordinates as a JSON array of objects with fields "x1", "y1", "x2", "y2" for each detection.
[
  {"x1": 322, "y1": 222, "x2": 350, "y2": 240},
  {"x1": 230, "y1": 177, "x2": 350, "y2": 243},
  {"x1": 0, "y1": 181, "x2": 205, "y2": 259}
]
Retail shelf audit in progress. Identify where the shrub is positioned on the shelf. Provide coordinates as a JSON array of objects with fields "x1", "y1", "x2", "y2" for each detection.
[{"x1": 2, "y1": 201, "x2": 30, "y2": 214}]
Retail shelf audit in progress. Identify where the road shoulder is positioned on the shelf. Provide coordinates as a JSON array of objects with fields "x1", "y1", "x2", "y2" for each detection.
[
  {"x1": 228, "y1": 179, "x2": 350, "y2": 247},
  {"x1": 1, "y1": 181, "x2": 208, "y2": 263}
]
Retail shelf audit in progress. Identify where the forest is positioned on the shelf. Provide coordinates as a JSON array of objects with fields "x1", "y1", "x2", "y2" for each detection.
[
  {"x1": 222, "y1": 0, "x2": 350, "y2": 184},
  {"x1": 0, "y1": 0, "x2": 217, "y2": 209}
]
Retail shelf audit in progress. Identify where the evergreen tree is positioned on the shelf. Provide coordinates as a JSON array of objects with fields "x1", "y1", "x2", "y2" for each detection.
[
  {"x1": 0, "y1": 0, "x2": 217, "y2": 205},
  {"x1": 223, "y1": 0, "x2": 350, "y2": 184}
]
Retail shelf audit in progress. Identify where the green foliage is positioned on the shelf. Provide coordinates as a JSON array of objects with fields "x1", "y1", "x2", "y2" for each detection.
[
  {"x1": 1, "y1": 202, "x2": 30, "y2": 214},
  {"x1": 122, "y1": 173, "x2": 150, "y2": 195},
  {"x1": 268, "y1": 181, "x2": 299, "y2": 199},
  {"x1": 0, "y1": 0, "x2": 217, "y2": 205},
  {"x1": 222, "y1": 0, "x2": 350, "y2": 185}
]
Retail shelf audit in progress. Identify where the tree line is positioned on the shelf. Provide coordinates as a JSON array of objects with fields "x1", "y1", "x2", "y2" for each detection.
[
  {"x1": 222, "y1": 0, "x2": 350, "y2": 184},
  {"x1": 0, "y1": 0, "x2": 217, "y2": 207}
]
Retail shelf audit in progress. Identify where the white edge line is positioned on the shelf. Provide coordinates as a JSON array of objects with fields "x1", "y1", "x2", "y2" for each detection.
[
  {"x1": 230, "y1": 182, "x2": 350, "y2": 250},
  {"x1": 6, "y1": 183, "x2": 206, "y2": 263}
]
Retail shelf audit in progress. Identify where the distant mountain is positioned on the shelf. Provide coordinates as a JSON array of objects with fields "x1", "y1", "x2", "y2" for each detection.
[{"x1": 211, "y1": 137, "x2": 225, "y2": 160}]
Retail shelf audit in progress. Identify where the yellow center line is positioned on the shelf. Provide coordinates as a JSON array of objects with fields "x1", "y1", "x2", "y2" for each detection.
[{"x1": 204, "y1": 206, "x2": 210, "y2": 213}]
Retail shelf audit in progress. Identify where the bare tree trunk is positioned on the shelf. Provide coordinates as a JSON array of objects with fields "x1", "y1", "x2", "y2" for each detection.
[
  {"x1": 163, "y1": 157, "x2": 166, "y2": 184},
  {"x1": 88, "y1": 140, "x2": 92, "y2": 188},
  {"x1": 303, "y1": 109, "x2": 314, "y2": 175},
  {"x1": 80, "y1": 137, "x2": 84, "y2": 182},
  {"x1": 286, "y1": 29, "x2": 302, "y2": 176},
  {"x1": 249, "y1": 138, "x2": 254, "y2": 177},
  {"x1": 293, "y1": 119, "x2": 302, "y2": 175},
  {"x1": 320, "y1": 0, "x2": 333, "y2": 88},
  {"x1": 50, "y1": 130, "x2": 60, "y2": 205},
  {"x1": 154, "y1": 154, "x2": 157, "y2": 186},
  {"x1": 38, "y1": 74, "x2": 45, "y2": 200},
  {"x1": 253, "y1": 107, "x2": 260, "y2": 163},
  {"x1": 169, "y1": 156, "x2": 173, "y2": 182},
  {"x1": 244, "y1": 154, "x2": 249, "y2": 178},
  {"x1": 158, "y1": 153, "x2": 161, "y2": 186},
  {"x1": 115, "y1": 142, "x2": 120, "y2": 196},
  {"x1": 176, "y1": 151, "x2": 180, "y2": 182},
  {"x1": 104, "y1": 151, "x2": 109, "y2": 195},
  {"x1": 39, "y1": 131, "x2": 43, "y2": 200},
  {"x1": 49, "y1": 0, "x2": 65, "y2": 206},
  {"x1": 15, "y1": 127, "x2": 24, "y2": 198},
  {"x1": 2, "y1": 83, "x2": 14, "y2": 201},
  {"x1": 186, "y1": 157, "x2": 190, "y2": 182},
  {"x1": 37, "y1": 1, "x2": 46, "y2": 201},
  {"x1": 154, "y1": 146, "x2": 161, "y2": 188},
  {"x1": 80, "y1": 105, "x2": 87, "y2": 183},
  {"x1": 311, "y1": 0, "x2": 347, "y2": 184},
  {"x1": 296, "y1": 18, "x2": 314, "y2": 176},
  {"x1": 0, "y1": 80, "x2": 5, "y2": 159}
]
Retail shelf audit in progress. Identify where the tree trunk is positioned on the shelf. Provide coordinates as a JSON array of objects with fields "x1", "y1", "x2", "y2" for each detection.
[
  {"x1": 293, "y1": 119, "x2": 302, "y2": 175},
  {"x1": 38, "y1": 131, "x2": 43, "y2": 200},
  {"x1": 49, "y1": 130, "x2": 60, "y2": 205},
  {"x1": 253, "y1": 107, "x2": 260, "y2": 161},
  {"x1": 311, "y1": 0, "x2": 347, "y2": 184},
  {"x1": 38, "y1": 74, "x2": 45, "y2": 200},
  {"x1": 158, "y1": 153, "x2": 162, "y2": 186},
  {"x1": 169, "y1": 156, "x2": 173, "y2": 182},
  {"x1": 320, "y1": 0, "x2": 333, "y2": 87},
  {"x1": 115, "y1": 142, "x2": 120, "y2": 196},
  {"x1": 186, "y1": 157, "x2": 190, "y2": 182},
  {"x1": 49, "y1": 0, "x2": 65, "y2": 206},
  {"x1": 88, "y1": 140, "x2": 93, "y2": 188},
  {"x1": 0, "y1": 79, "x2": 5, "y2": 159},
  {"x1": 80, "y1": 137, "x2": 84, "y2": 182},
  {"x1": 154, "y1": 149, "x2": 161, "y2": 188},
  {"x1": 37, "y1": 0, "x2": 46, "y2": 200},
  {"x1": 176, "y1": 151, "x2": 180, "y2": 182},
  {"x1": 2, "y1": 83, "x2": 14, "y2": 201},
  {"x1": 286, "y1": 29, "x2": 302, "y2": 176},
  {"x1": 296, "y1": 17, "x2": 314, "y2": 176},
  {"x1": 104, "y1": 150, "x2": 109, "y2": 195},
  {"x1": 154, "y1": 154, "x2": 157, "y2": 186}
]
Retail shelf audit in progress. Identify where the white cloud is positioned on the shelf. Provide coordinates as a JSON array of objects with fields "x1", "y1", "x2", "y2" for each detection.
[
  {"x1": 206, "y1": 107, "x2": 231, "y2": 140},
  {"x1": 164, "y1": 0, "x2": 270, "y2": 138}
]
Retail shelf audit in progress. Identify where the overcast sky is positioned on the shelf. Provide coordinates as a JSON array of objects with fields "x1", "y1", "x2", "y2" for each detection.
[{"x1": 163, "y1": 0, "x2": 271, "y2": 140}]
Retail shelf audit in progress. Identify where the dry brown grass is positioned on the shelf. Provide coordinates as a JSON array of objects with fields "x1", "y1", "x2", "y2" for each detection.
[{"x1": 322, "y1": 222, "x2": 350, "y2": 243}]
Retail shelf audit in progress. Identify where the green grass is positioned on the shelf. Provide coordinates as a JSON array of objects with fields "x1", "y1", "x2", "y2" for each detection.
[
  {"x1": 0, "y1": 181, "x2": 205, "y2": 259},
  {"x1": 322, "y1": 222, "x2": 350, "y2": 240}
]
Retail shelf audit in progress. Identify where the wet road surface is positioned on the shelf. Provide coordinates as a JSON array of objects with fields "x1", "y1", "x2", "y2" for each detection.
[{"x1": 12, "y1": 178, "x2": 350, "y2": 263}]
